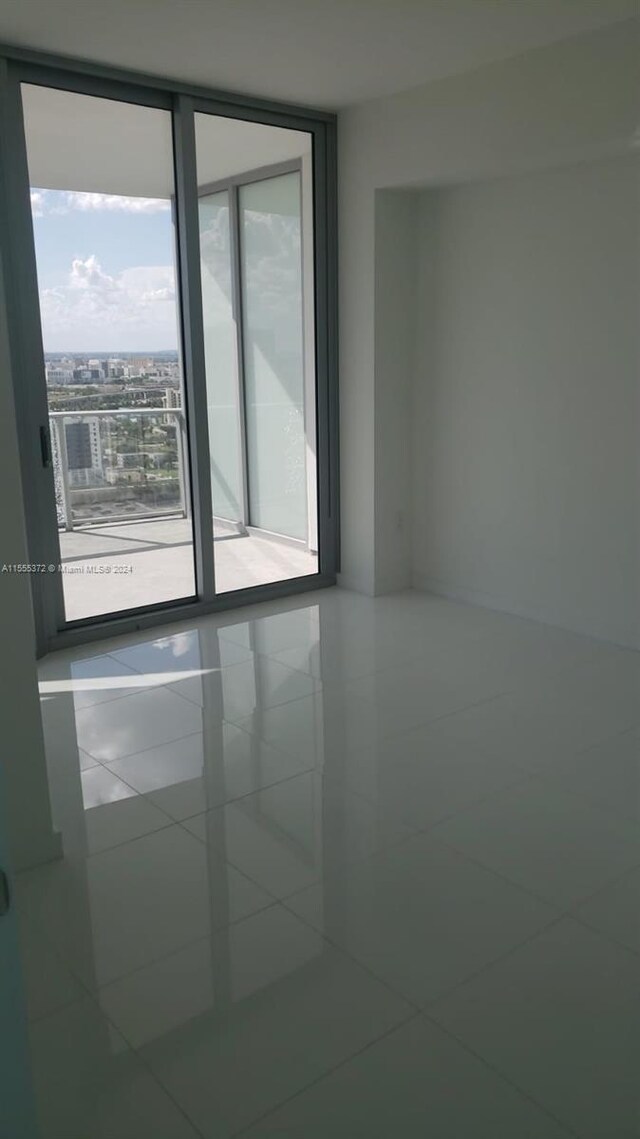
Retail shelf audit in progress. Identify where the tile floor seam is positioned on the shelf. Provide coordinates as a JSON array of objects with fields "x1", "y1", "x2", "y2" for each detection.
[
  {"x1": 372, "y1": 688, "x2": 519, "y2": 745},
  {"x1": 551, "y1": 723, "x2": 639, "y2": 764},
  {"x1": 427, "y1": 783, "x2": 640, "y2": 909},
  {"x1": 73, "y1": 681, "x2": 161, "y2": 710},
  {"x1": 216, "y1": 681, "x2": 331, "y2": 726},
  {"x1": 276, "y1": 891, "x2": 427, "y2": 1015},
  {"x1": 528, "y1": 765, "x2": 640, "y2": 837},
  {"x1": 88, "y1": 642, "x2": 621, "y2": 750},
  {"x1": 227, "y1": 1010, "x2": 424, "y2": 1139},
  {"x1": 59, "y1": 815, "x2": 203, "y2": 867},
  {"x1": 365, "y1": 673, "x2": 640, "y2": 756},
  {"x1": 104, "y1": 899, "x2": 279, "y2": 992},
  {"x1": 566, "y1": 910, "x2": 640, "y2": 966},
  {"x1": 95, "y1": 728, "x2": 203, "y2": 765},
  {"x1": 45, "y1": 773, "x2": 640, "y2": 919},
  {"x1": 80, "y1": 816, "x2": 178, "y2": 858},
  {"x1": 319, "y1": 763, "x2": 536, "y2": 842},
  {"x1": 293, "y1": 806, "x2": 568, "y2": 918},
  {"x1": 61, "y1": 648, "x2": 201, "y2": 694},
  {"x1": 206, "y1": 808, "x2": 422, "y2": 901},
  {"x1": 21, "y1": 928, "x2": 94, "y2": 1028},
  {"x1": 398, "y1": 768, "x2": 536, "y2": 836},
  {"x1": 418, "y1": 1009, "x2": 582, "y2": 1138},
  {"x1": 219, "y1": 682, "x2": 331, "y2": 725},
  {"x1": 26, "y1": 989, "x2": 84, "y2": 1028},
  {"x1": 280, "y1": 874, "x2": 570, "y2": 1035},
  {"x1": 26, "y1": 894, "x2": 287, "y2": 1005},
  {"x1": 113, "y1": 1046, "x2": 210, "y2": 1139},
  {"x1": 430, "y1": 828, "x2": 596, "y2": 913},
  {"x1": 106, "y1": 646, "x2": 323, "y2": 696},
  {"x1": 148, "y1": 754, "x2": 319, "y2": 822},
  {"x1": 163, "y1": 758, "x2": 322, "y2": 824},
  {"x1": 175, "y1": 771, "x2": 427, "y2": 892},
  {"x1": 83, "y1": 771, "x2": 181, "y2": 828},
  {"x1": 172, "y1": 819, "x2": 290, "y2": 905},
  {"x1": 93, "y1": 912, "x2": 419, "y2": 1108},
  {"x1": 91, "y1": 783, "x2": 174, "y2": 829},
  {"x1": 366, "y1": 686, "x2": 519, "y2": 744},
  {"x1": 52, "y1": 985, "x2": 210, "y2": 1139},
  {"x1": 88, "y1": 709, "x2": 311, "y2": 771},
  {"x1": 337, "y1": 828, "x2": 577, "y2": 997},
  {"x1": 23, "y1": 925, "x2": 119, "y2": 1030},
  {"x1": 166, "y1": 682, "x2": 330, "y2": 721},
  {"x1": 86, "y1": 894, "x2": 424, "y2": 1097},
  {"x1": 565, "y1": 856, "x2": 640, "y2": 915},
  {"x1": 224, "y1": 684, "x2": 517, "y2": 757},
  {"x1": 83, "y1": 725, "x2": 206, "y2": 766},
  {"x1": 53, "y1": 687, "x2": 142, "y2": 712},
  {"x1": 18, "y1": 821, "x2": 280, "y2": 974},
  {"x1": 95, "y1": 902, "x2": 285, "y2": 1010},
  {"x1": 419, "y1": 912, "x2": 569, "y2": 1012},
  {"x1": 278, "y1": 648, "x2": 420, "y2": 686},
  {"x1": 308, "y1": 648, "x2": 493, "y2": 691}
]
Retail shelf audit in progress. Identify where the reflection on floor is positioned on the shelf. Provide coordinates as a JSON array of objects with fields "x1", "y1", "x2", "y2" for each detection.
[
  {"x1": 20, "y1": 587, "x2": 640, "y2": 1136},
  {"x1": 58, "y1": 517, "x2": 318, "y2": 620}
]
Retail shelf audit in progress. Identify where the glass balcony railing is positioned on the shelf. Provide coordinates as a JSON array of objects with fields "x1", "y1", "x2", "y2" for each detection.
[{"x1": 49, "y1": 408, "x2": 189, "y2": 531}]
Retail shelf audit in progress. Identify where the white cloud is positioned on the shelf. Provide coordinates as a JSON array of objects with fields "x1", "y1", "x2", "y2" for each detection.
[
  {"x1": 40, "y1": 255, "x2": 178, "y2": 351},
  {"x1": 64, "y1": 192, "x2": 170, "y2": 214},
  {"x1": 30, "y1": 190, "x2": 45, "y2": 217},
  {"x1": 29, "y1": 188, "x2": 171, "y2": 217},
  {"x1": 69, "y1": 254, "x2": 118, "y2": 292}
]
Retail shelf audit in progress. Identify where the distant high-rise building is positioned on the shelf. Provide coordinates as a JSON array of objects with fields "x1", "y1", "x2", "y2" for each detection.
[
  {"x1": 46, "y1": 365, "x2": 74, "y2": 385},
  {"x1": 130, "y1": 357, "x2": 153, "y2": 375},
  {"x1": 64, "y1": 418, "x2": 103, "y2": 487},
  {"x1": 87, "y1": 359, "x2": 105, "y2": 382},
  {"x1": 164, "y1": 386, "x2": 181, "y2": 426}
]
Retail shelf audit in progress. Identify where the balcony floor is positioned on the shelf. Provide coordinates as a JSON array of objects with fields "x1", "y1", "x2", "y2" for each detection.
[{"x1": 58, "y1": 517, "x2": 317, "y2": 621}]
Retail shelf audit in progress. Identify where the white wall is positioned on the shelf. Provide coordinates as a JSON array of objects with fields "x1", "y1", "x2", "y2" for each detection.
[
  {"x1": 0, "y1": 254, "x2": 61, "y2": 870},
  {"x1": 412, "y1": 155, "x2": 640, "y2": 646},
  {"x1": 374, "y1": 190, "x2": 418, "y2": 593},
  {"x1": 338, "y1": 18, "x2": 640, "y2": 599}
]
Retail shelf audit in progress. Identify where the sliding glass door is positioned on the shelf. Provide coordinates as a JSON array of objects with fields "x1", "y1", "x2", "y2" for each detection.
[
  {"x1": 1, "y1": 60, "x2": 337, "y2": 650},
  {"x1": 194, "y1": 114, "x2": 318, "y2": 596},
  {"x1": 240, "y1": 172, "x2": 310, "y2": 543},
  {"x1": 21, "y1": 83, "x2": 197, "y2": 623},
  {"x1": 198, "y1": 188, "x2": 244, "y2": 530}
]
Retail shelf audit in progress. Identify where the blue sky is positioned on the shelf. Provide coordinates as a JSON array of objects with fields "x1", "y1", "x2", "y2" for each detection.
[{"x1": 31, "y1": 189, "x2": 179, "y2": 353}]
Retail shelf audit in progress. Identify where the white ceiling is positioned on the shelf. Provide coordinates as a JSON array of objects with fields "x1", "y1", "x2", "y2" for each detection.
[
  {"x1": 2, "y1": 0, "x2": 637, "y2": 110},
  {"x1": 22, "y1": 85, "x2": 309, "y2": 196}
]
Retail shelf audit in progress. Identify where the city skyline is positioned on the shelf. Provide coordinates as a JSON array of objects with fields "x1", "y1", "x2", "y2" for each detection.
[{"x1": 44, "y1": 350, "x2": 179, "y2": 358}]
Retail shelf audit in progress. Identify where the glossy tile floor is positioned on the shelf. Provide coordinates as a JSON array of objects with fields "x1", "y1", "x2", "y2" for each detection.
[{"x1": 19, "y1": 587, "x2": 640, "y2": 1136}]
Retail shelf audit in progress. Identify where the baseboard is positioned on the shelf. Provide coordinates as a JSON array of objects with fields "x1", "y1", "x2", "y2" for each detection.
[
  {"x1": 412, "y1": 573, "x2": 640, "y2": 653},
  {"x1": 336, "y1": 572, "x2": 375, "y2": 595},
  {"x1": 372, "y1": 572, "x2": 412, "y2": 597}
]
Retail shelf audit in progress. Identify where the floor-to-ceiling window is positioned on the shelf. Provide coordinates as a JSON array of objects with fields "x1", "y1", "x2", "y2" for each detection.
[
  {"x1": 240, "y1": 171, "x2": 311, "y2": 544},
  {"x1": 22, "y1": 83, "x2": 197, "y2": 622},
  {"x1": 0, "y1": 56, "x2": 337, "y2": 651},
  {"x1": 195, "y1": 112, "x2": 318, "y2": 595}
]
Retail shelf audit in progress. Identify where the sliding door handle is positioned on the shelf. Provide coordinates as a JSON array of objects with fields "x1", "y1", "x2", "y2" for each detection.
[
  {"x1": 39, "y1": 424, "x2": 52, "y2": 468},
  {"x1": 0, "y1": 868, "x2": 10, "y2": 916}
]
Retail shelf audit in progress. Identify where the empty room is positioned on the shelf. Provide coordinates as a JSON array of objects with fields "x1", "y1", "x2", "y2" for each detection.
[{"x1": 1, "y1": 2, "x2": 639, "y2": 1137}]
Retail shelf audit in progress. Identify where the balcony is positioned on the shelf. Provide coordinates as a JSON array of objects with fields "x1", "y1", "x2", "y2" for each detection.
[{"x1": 50, "y1": 409, "x2": 317, "y2": 621}]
